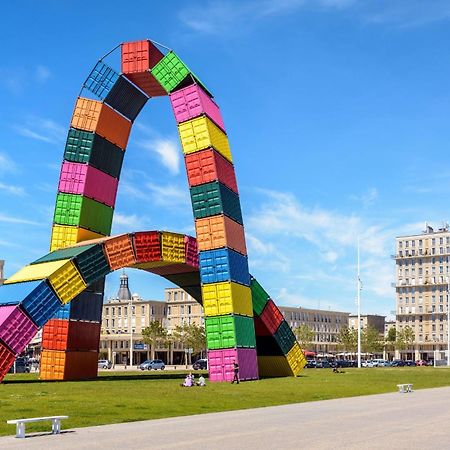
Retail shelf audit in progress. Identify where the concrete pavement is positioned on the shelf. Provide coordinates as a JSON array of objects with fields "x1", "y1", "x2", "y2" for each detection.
[{"x1": 2, "y1": 386, "x2": 450, "y2": 449}]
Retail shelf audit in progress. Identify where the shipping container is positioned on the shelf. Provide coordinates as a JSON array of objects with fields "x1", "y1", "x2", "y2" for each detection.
[
  {"x1": 161, "y1": 232, "x2": 185, "y2": 264},
  {"x1": 274, "y1": 321, "x2": 297, "y2": 355},
  {"x1": 50, "y1": 224, "x2": 105, "y2": 252},
  {"x1": 185, "y1": 235, "x2": 199, "y2": 268},
  {"x1": 205, "y1": 314, "x2": 256, "y2": 349},
  {"x1": 58, "y1": 161, "x2": 119, "y2": 207},
  {"x1": 199, "y1": 248, "x2": 250, "y2": 286},
  {"x1": 5, "y1": 260, "x2": 70, "y2": 284},
  {"x1": 190, "y1": 181, "x2": 243, "y2": 225},
  {"x1": 84, "y1": 61, "x2": 119, "y2": 100},
  {"x1": 0, "y1": 305, "x2": 38, "y2": 354},
  {"x1": 42, "y1": 319, "x2": 101, "y2": 351},
  {"x1": 207, "y1": 348, "x2": 258, "y2": 382},
  {"x1": 201, "y1": 282, "x2": 252, "y2": 317},
  {"x1": 148, "y1": 263, "x2": 199, "y2": 276},
  {"x1": 54, "y1": 193, "x2": 113, "y2": 236},
  {"x1": 0, "y1": 341, "x2": 15, "y2": 382},
  {"x1": 40, "y1": 350, "x2": 98, "y2": 381},
  {"x1": 71, "y1": 97, "x2": 131, "y2": 149},
  {"x1": 185, "y1": 149, "x2": 238, "y2": 193},
  {"x1": 256, "y1": 335, "x2": 284, "y2": 356},
  {"x1": 170, "y1": 84, "x2": 225, "y2": 131},
  {"x1": 257, "y1": 356, "x2": 292, "y2": 377},
  {"x1": 259, "y1": 300, "x2": 283, "y2": 335},
  {"x1": 286, "y1": 342, "x2": 307, "y2": 376},
  {"x1": 250, "y1": 277, "x2": 270, "y2": 317},
  {"x1": 254, "y1": 315, "x2": 271, "y2": 336},
  {"x1": 178, "y1": 116, "x2": 232, "y2": 162},
  {"x1": 52, "y1": 291, "x2": 103, "y2": 322},
  {"x1": 151, "y1": 51, "x2": 191, "y2": 93},
  {"x1": 104, "y1": 234, "x2": 136, "y2": 270},
  {"x1": 133, "y1": 231, "x2": 161, "y2": 263},
  {"x1": 64, "y1": 128, "x2": 125, "y2": 179},
  {"x1": 121, "y1": 40, "x2": 166, "y2": 97},
  {"x1": 48, "y1": 260, "x2": 87, "y2": 305},
  {"x1": 32, "y1": 243, "x2": 97, "y2": 265},
  {"x1": 195, "y1": 215, "x2": 247, "y2": 255}
]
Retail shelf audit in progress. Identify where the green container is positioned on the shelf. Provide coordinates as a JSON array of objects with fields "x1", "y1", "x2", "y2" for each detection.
[
  {"x1": 205, "y1": 315, "x2": 256, "y2": 350},
  {"x1": 64, "y1": 128, "x2": 124, "y2": 179},
  {"x1": 151, "y1": 52, "x2": 190, "y2": 93},
  {"x1": 74, "y1": 245, "x2": 111, "y2": 285},
  {"x1": 31, "y1": 244, "x2": 97, "y2": 265},
  {"x1": 274, "y1": 321, "x2": 296, "y2": 355},
  {"x1": 54, "y1": 193, "x2": 113, "y2": 236},
  {"x1": 251, "y1": 277, "x2": 270, "y2": 316}
]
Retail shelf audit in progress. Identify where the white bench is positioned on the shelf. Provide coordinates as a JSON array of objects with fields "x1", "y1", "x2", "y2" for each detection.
[
  {"x1": 397, "y1": 383, "x2": 413, "y2": 393},
  {"x1": 7, "y1": 415, "x2": 69, "y2": 438}
]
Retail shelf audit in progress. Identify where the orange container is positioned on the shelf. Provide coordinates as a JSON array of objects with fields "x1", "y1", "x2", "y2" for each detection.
[
  {"x1": 104, "y1": 234, "x2": 137, "y2": 270},
  {"x1": 195, "y1": 215, "x2": 247, "y2": 255},
  {"x1": 71, "y1": 97, "x2": 132, "y2": 149},
  {"x1": 42, "y1": 319, "x2": 101, "y2": 351},
  {"x1": 40, "y1": 350, "x2": 98, "y2": 380}
]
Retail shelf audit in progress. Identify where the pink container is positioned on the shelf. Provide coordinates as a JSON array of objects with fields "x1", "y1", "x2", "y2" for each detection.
[
  {"x1": 185, "y1": 236, "x2": 199, "y2": 268},
  {"x1": 0, "y1": 305, "x2": 38, "y2": 354},
  {"x1": 208, "y1": 348, "x2": 258, "y2": 382},
  {"x1": 170, "y1": 84, "x2": 226, "y2": 132},
  {"x1": 58, "y1": 161, "x2": 119, "y2": 207}
]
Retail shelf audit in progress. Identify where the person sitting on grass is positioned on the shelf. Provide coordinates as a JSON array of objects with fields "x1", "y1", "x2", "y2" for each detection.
[
  {"x1": 181, "y1": 374, "x2": 193, "y2": 387},
  {"x1": 197, "y1": 375, "x2": 206, "y2": 387}
]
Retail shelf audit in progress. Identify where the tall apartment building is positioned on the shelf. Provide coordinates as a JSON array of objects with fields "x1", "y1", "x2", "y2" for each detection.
[
  {"x1": 0, "y1": 260, "x2": 5, "y2": 285},
  {"x1": 278, "y1": 305, "x2": 349, "y2": 354},
  {"x1": 395, "y1": 224, "x2": 450, "y2": 360}
]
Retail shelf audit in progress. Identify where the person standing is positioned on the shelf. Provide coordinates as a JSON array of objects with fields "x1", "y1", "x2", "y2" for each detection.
[{"x1": 231, "y1": 360, "x2": 239, "y2": 384}]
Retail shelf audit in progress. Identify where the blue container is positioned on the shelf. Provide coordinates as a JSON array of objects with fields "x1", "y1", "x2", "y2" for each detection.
[
  {"x1": 84, "y1": 61, "x2": 120, "y2": 100},
  {"x1": 199, "y1": 248, "x2": 250, "y2": 286},
  {"x1": 53, "y1": 291, "x2": 103, "y2": 322}
]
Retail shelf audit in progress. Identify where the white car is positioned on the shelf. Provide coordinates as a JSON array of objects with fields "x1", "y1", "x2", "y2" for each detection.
[
  {"x1": 362, "y1": 360, "x2": 375, "y2": 368},
  {"x1": 372, "y1": 359, "x2": 389, "y2": 367}
]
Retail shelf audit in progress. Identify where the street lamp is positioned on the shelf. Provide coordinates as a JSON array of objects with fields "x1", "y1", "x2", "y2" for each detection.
[
  {"x1": 129, "y1": 295, "x2": 133, "y2": 368},
  {"x1": 447, "y1": 276, "x2": 450, "y2": 367},
  {"x1": 357, "y1": 237, "x2": 362, "y2": 369}
]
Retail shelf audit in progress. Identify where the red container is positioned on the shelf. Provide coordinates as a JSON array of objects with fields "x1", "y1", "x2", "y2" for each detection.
[
  {"x1": 0, "y1": 340, "x2": 16, "y2": 382},
  {"x1": 121, "y1": 40, "x2": 166, "y2": 97},
  {"x1": 254, "y1": 315, "x2": 271, "y2": 336},
  {"x1": 42, "y1": 319, "x2": 101, "y2": 351},
  {"x1": 185, "y1": 149, "x2": 238, "y2": 193},
  {"x1": 170, "y1": 84, "x2": 225, "y2": 131},
  {"x1": 260, "y1": 300, "x2": 283, "y2": 335},
  {"x1": 104, "y1": 234, "x2": 137, "y2": 270},
  {"x1": 40, "y1": 350, "x2": 98, "y2": 380},
  {"x1": 133, "y1": 231, "x2": 162, "y2": 263},
  {"x1": 208, "y1": 348, "x2": 258, "y2": 382},
  {"x1": 0, "y1": 305, "x2": 38, "y2": 354},
  {"x1": 58, "y1": 161, "x2": 119, "y2": 208},
  {"x1": 185, "y1": 235, "x2": 199, "y2": 268}
]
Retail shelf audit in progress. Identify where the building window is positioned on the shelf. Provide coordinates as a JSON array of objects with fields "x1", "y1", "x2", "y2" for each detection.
[
  {"x1": 141, "y1": 305, "x2": 145, "y2": 315},
  {"x1": 174, "y1": 292, "x2": 178, "y2": 301}
]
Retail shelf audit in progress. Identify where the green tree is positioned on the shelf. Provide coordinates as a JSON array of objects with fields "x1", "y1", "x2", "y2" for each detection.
[
  {"x1": 337, "y1": 326, "x2": 357, "y2": 352},
  {"x1": 396, "y1": 326, "x2": 415, "y2": 352},
  {"x1": 362, "y1": 326, "x2": 383, "y2": 354},
  {"x1": 189, "y1": 324, "x2": 206, "y2": 358},
  {"x1": 294, "y1": 324, "x2": 315, "y2": 351},
  {"x1": 142, "y1": 320, "x2": 167, "y2": 360},
  {"x1": 385, "y1": 327, "x2": 396, "y2": 352},
  {"x1": 173, "y1": 323, "x2": 207, "y2": 365}
]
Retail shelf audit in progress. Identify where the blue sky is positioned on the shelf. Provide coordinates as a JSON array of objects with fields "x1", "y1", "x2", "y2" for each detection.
[{"x1": 1, "y1": 1, "x2": 450, "y2": 318}]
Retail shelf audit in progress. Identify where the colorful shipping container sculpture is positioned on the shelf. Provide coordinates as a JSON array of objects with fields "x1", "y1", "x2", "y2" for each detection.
[{"x1": 0, "y1": 39, "x2": 306, "y2": 382}]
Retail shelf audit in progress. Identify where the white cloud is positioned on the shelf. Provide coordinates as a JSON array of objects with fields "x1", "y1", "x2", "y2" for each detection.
[
  {"x1": 36, "y1": 65, "x2": 51, "y2": 82},
  {"x1": 0, "y1": 182, "x2": 26, "y2": 196},
  {"x1": 146, "y1": 182, "x2": 190, "y2": 208},
  {"x1": 350, "y1": 187, "x2": 378, "y2": 208},
  {"x1": 0, "y1": 213, "x2": 39, "y2": 225},
  {"x1": 112, "y1": 213, "x2": 144, "y2": 230},
  {"x1": 0, "y1": 152, "x2": 17, "y2": 175},
  {"x1": 14, "y1": 118, "x2": 65, "y2": 145},
  {"x1": 138, "y1": 138, "x2": 181, "y2": 175}
]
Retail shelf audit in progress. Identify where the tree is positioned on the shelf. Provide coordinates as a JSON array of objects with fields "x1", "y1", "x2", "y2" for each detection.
[
  {"x1": 142, "y1": 320, "x2": 167, "y2": 360},
  {"x1": 396, "y1": 326, "x2": 415, "y2": 352},
  {"x1": 294, "y1": 324, "x2": 315, "y2": 351},
  {"x1": 337, "y1": 326, "x2": 357, "y2": 352},
  {"x1": 362, "y1": 326, "x2": 383, "y2": 354},
  {"x1": 172, "y1": 323, "x2": 207, "y2": 365},
  {"x1": 385, "y1": 327, "x2": 396, "y2": 352}
]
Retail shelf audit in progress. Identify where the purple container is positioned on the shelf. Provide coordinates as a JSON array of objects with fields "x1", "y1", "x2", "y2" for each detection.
[
  {"x1": 185, "y1": 235, "x2": 199, "y2": 268},
  {"x1": 58, "y1": 161, "x2": 119, "y2": 207},
  {"x1": 0, "y1": 305, "x2": 38, "y2": 354},
  {"x1": 170, "y1": 84, "x2": 226, "y2": 132},
  {"x1": 208, "y1": 348, "x2": 258, "y2": 382}
]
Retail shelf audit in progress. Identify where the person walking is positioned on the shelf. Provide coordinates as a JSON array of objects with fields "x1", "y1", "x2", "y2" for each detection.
[{"x1": 231, "y1": 360, "x2": 239, "y2": 384}]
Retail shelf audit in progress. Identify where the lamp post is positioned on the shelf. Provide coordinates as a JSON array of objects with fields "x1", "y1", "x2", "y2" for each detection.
[
  {"x1": 447, "y1": 277, "x2": 450, "y2": 367},
  {"x1": 357, "y1": 237, "x2": 362, "y2": 369},
  {"x1": 129, "y1": 295, "x2": 133, "y2": 368}
]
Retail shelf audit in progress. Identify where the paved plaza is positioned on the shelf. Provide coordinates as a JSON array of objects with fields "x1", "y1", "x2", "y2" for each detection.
[{"x1": 2, "y1": 386, "x2": 450, "y2": 449}]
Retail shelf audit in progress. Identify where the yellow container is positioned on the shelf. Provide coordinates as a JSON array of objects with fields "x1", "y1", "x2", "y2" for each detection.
[
  {"x1": 48, "y1": 260, "x2": 87, "y2": 304},
  {"x1": 5, "y1": 260, "x2": 70, "y2": 284},
  {"x1": 178, "y1": 116, "x2": 232, "y2": 163},
  {"x1": 257, "y1": 356, "x2": 293, "y2": 377},
  {"x1": 286, "y1": 342, "x2": 307, "y2": 376},
  {"x1": 50, "y1": 224, "x2": 104, "y2": 252},
  {"x1": 161, "y1": 232, "x2": 185, "y2": 264},
  {"x1": 202, "y1": 282, "x2": 253, "y2": 317}
]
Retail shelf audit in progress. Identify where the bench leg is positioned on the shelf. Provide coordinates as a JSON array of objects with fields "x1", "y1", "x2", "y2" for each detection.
[
  {"x1": 16, "y1": 423, "x2": 25, "y2": 439},
  {"x1": 51, "y1": 419, "x2": 61, "y2": 434}
]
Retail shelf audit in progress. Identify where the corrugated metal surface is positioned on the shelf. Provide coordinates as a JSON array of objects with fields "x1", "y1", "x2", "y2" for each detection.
[
  {"x1": 207, "y1": 348, "x2": 258, "y2": 382},
  {"x1": 259, "y1": 299, "x2": 283, "y2": 335},
  {"x1": 286, "y1": 342, "x2": 307, "y2": 376},
  {"x1": 52, "y1": 291, "x2": 103, "y2": 322},
  {"x1": 71, "y1": 97, "x2": 131, "y2": 149},
  {"x1": 74, "y1": 245, "x2": 110, "y2": 286},
  {"x1": 133, "y1": 231, "x2": 161, "y2": 263},
  {"x1": 199, "y1": 248, "x2": 250, "y2": 286},
  {"x1": 274, "y1": 321, "x2": 297, "y2": 355},
  {"x1": 190, "y1": 181, "x2": 243, "y2": 225},
  {"x1": 202, "y1": 282, "x2": 253, "y2": 317},
  {"x1": 161, "y1": 232, "x2": 186, "y2": 263},
  {"x1": 185, "y1": 235, "x2": 199, "y2": 268},
  {"x1": 185, "y1": 149, "x2": 238, "y2": 193},
  {"x1": 178, "y1": 116, "x2": 232, "y2": 162},
  {"x1": 58, "y1": 161, "x2": 119, "y2": 207},
  {"x1": 257, "y1": 356, "x2": 293, "y2": 377},
  {"x1": 0, "y1": 280, "x2": 41, "y2": 306},
  {"x1": 5, "y1": 260, "x2": 69, "y2": 284},
  {"x1": 40, "y1": 350, "x2": 98, "y2": 380},
  {"x1": 250, "y1": 277, "x2": 270, "y2": 316},
  {"x1": 0, "y1": 305, "x2": 38, "y2": 354},
  {"x1": 54, "y1": 193, "x2": 113, "y2": 236},
  {"x1": 236, "y1": 348, "x2": 259, "y2": 381},
  {"x1": 84, "y1": 61, "x2": 119, "y2": 99},
  {"x1": 64, "y1": 128, "x2": 124, "y2": 179},
  {"x1": 32, "y1": 244, "x2": 96, "y2": 265},
  {"x1": 205, "y1": 314, "x2": 256, "y2": 349},
  {"x1": 50, "y1": 225, "x2": 104, "y2": 252},
  {"x1": 104, "y1": 234, "x2": 136, "y2": 270},
  {"x1": 48, "y1": 261, "x2": 87, "y2": 305},
  {"x1": 148, "y1": 263, "x2": 198, "y2": 276},
  {"x1": 195, "y1": 215, "x2": 247, "y2": 255},
  {"x1": 151, "y1": 51, "x2": 190, "y2": 93},
  {"x1": 170, "y1": 84, "x2": 225, "y2": 131},
  {"x1": 0, "y1": 341, "x2": 15, "y2": 382},
  {"x1": 254, "y1": 315, "x2": 271, "y2": 336}
]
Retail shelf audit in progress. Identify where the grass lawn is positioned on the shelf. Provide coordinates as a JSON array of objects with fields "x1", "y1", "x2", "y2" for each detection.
[{"x1": 1, "y1": 367, "x2": 450, "y2": 436}]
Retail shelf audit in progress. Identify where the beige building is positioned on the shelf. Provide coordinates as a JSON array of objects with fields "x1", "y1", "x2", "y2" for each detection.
[
  {"x1": 349, "y1": 314, "x2": 386, "y2": 334},
  {"x1": 278, "y1": 305, "x2": 349, "y2": 354},
  {"x1": 165, "y1": 287, "x2": 204, "y2": 331},
  {"x1": 384, "y1": 320, "x2": 396, "y2": 337},
  {"x1": 395, "y1": 224, "x2": 450, "y2": 360}
]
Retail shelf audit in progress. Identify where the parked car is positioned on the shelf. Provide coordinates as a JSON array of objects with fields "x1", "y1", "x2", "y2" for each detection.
[
  {"x1": 305, "y1": 360, "x2": 317, "y2": 368},
  {"x1": 139, "y1": 359, "x2": 165, "y2": 370},
  {"x1": 391, "y1": 360, "x2": 406, "y2": 367},
  {"x1": 404, "y1": 360, "x2": 416, "y2": 366},
  {"x1": 192, "y1": 359, "x2": 207, "y2": 370},
  {"x1": 8, "y1": 357, "x2": 30, "y2": 373},
  {"x1": 98, "y1": 359, "x2": 113, "y2": 369},
  {"x1": 372, "y1": 359, "x2": 389, "y2": 367},
  {"x1": 315, "y1": 360, "x2": 331, "y2": 369},
  {"x1": 415, "y1": 360, "x2": 428, "y2": 366}
]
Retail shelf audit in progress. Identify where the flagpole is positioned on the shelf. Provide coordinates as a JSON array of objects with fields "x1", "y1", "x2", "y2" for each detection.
[{"x1": 357, "y1": 237, "x2": 362, "y2": 369}]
